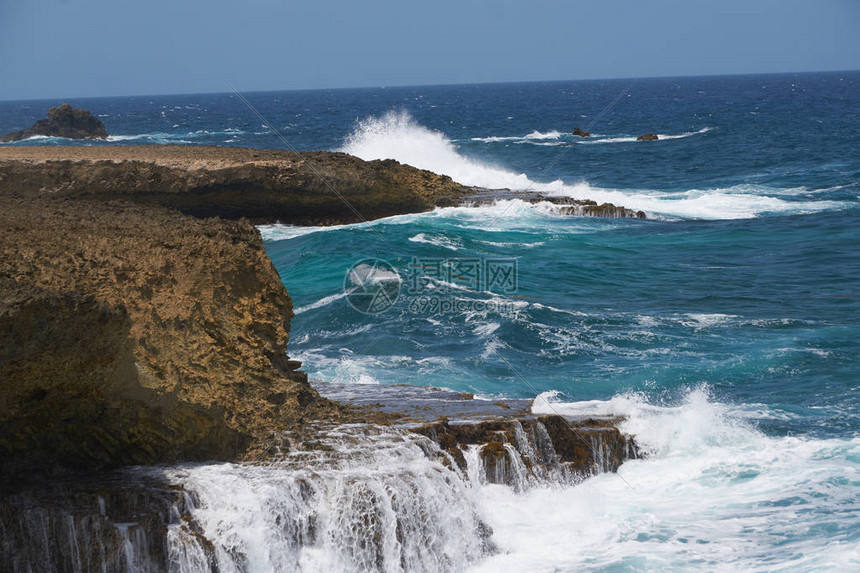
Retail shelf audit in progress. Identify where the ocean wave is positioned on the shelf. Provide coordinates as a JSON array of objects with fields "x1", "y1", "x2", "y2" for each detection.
[
  {"x1": 471, "y1": 129, "x2": 563, "y2": 143},
  {"x1": 341, "y1": 112, "x2": 845, "y2": 220},
  {"x1": 0, "y1": 134, "x2": 90, "y2": 144},
  {"x1": 477, "y1": 239, "x2": 546, "y2": 248},
  {"x1": 105, "y1": 128, "x2": 245, "y2": 144},
  {"x1": 341, "y1": 112, "x2": 845, "y2": 219},
  {"x1": 470, "y1": 387, "x2": 860, "y2": 571},
  {"x1": 258, "y1": 220, "x2": 376, "y2": 241}
]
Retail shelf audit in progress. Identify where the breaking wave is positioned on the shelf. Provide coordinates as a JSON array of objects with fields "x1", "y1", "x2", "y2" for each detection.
[{"x1": 340, "y1": 111, "x2": 844, "y2": 220}]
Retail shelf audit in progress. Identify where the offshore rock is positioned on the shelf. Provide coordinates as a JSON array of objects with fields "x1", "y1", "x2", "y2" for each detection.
[
  {"x1": 0, "y1": 104, "x2": 107, "y2": 142},
  {"x1": 572, "y1": 127, "x2": 591, "y2": 138},
  {"x1": 637, "y1": 133, "x2": 659, "y2": 141},
  {"x1": 463, "y1": 190, "x2": 647, "y2": 219}
]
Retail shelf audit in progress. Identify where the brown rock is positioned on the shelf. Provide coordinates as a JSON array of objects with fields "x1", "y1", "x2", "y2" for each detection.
[
  {"x1": 636, "y1": 133, "x2": 659, "y2": 141},
  {"x1": 0, "y1": 146, "x2": 469, "y2": 225},
  {"x1": 572, "y1": 127, "x2": 591, "y2": 138}
]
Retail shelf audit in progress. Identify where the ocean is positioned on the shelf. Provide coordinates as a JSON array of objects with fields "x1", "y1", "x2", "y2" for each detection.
[{"x1": 2, "y1": 71, "x2": 859, "y2": 571}]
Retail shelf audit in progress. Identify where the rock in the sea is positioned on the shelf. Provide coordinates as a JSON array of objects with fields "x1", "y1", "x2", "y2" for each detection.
[
  {"x1": 571, "y1": 127, "x2": 591, "y2": 138},
  {"x1": 636, "y1": 133, "x2": 658, "y2": 141},
  {"x1": 0, "y1": 103, "x2": 107, "y2": 142}
]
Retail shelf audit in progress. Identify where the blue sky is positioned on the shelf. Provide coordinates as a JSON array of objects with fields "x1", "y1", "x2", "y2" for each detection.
[{"x1": 1, "y1": 0, "x2": 858, "y2": 100}]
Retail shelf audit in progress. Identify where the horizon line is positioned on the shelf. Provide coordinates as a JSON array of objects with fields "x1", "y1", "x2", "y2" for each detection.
[{"x1": 1, "y1": 67, "x2": 858, "y2": 104}]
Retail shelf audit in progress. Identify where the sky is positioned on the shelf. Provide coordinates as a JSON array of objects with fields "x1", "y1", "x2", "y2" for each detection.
[{"x1": 1, "y1": 0, "x2": 858, "y2": 100}]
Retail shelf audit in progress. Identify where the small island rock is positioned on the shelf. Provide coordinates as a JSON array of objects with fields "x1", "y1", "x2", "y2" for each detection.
[
  {"x1": 572, "y1": 127, "x2": 591, "y2": 138},
  {"x1": 0, "y1": 104, "x2": 108, "y2": 142},
  {"x1": 636, "y1": 133, "x2": 658, "y2": 141}
]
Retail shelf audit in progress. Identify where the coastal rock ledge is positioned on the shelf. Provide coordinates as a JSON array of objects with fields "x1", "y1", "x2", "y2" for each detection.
[{"x1": 0, "y1": 145, "x2": 639, "y2": 484}]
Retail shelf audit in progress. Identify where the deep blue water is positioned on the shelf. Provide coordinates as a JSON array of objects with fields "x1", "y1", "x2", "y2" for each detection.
[{"x1": 3, "y1": 72, "x2": 859, "y2": 570}]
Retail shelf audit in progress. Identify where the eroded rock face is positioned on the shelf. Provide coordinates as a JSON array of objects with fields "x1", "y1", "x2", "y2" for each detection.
[
  {"x1": 637, "y1": 133, "x2": 659, "y2": 141},
  {"x1": 0, "y1": 281, "x2": 246, "y2": 481},
  {"x1": 0, "y1": 104, "x2": 107, "y2": 142},
  {"x1": 0, "y1": 146, "x2": 469, "y2": 225},
  {"x1": 415, "y1": 416, "x2": 638, "y2": 489},
  {"x1": 0, "y1": 193, "x2": 339, "y2": 482}
]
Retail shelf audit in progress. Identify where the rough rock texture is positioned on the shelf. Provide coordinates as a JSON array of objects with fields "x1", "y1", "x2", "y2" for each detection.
[
  {"x1": 637, "y1": 133, "x2": 659, "y2": 141},
  {"x1": 0, "y1": 146, "x2": 645, "y2": 223},
  {"x1": 0, "y1": 104, "x2": 107, "y2": 142},
  {"x1": 0, "y1": 145, "x2": 642, "y2": 483},
  {"x1": 0, "y1": 195, "x2": 339, "y2": 482},
  {"x1": 0, "y1": 146, "x2": 469, "y2": 225},
  {"x1": 0, "y1": 184, "x2": 356, "y2": 482},
  {"x1": 571, "y1": 127, "x2": 591, "y2": 138},
  {"x1": 415, "y1": 415, "x2": 638, "y2": 486}
]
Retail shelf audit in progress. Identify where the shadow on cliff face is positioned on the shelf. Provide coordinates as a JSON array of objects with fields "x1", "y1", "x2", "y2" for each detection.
[
  {"x1": 0, "y1": 280, "x2": 249, "y2": 484},
  {"x1": 0, "y1": 187, "x2": 344, "y2": 484}
]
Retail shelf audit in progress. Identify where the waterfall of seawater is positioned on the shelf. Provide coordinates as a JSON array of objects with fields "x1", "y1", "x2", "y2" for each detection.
[{"x1": 1, "y1": 421, "x2": 633, "y2": 572}]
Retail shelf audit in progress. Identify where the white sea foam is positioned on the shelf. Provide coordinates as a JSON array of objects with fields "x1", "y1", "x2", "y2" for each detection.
[
  {"x1": 258, "y1": 221, "x2": 372, "y2": 240},
  {"x1": 460, "y1": 387, "x2": 860, "y2": 572},
  {"x1": 408, "y1": 232, "x2": 463, "y2": 251},
  {"x1": 340, "y1": 111, "x2": 845, "y2": 220},
  {"x1": 293, "y1": 291, "x2": 351, "y2": 315},
  {"x1": 473, "y1": 322, "x2": 501, "y2": 336},
  {"x1": 583, "y1": 126, "x2": 714, "y2": 144}
]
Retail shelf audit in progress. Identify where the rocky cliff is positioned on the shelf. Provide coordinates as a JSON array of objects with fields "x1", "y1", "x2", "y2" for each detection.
[
  {"x1": 0, "y1": 145, "x2": 640, "y2": 484},
  {"x1": 0, "y1": 145, "x2": 469, "y2": 482},
  {"x1": 0, "y1": 193, "x2": 339, "y2": 482}
]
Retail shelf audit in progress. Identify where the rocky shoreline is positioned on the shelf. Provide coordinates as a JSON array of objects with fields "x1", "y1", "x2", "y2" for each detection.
[{"x1": 0, "y1": 145, "x2": 639, "y2": 486}]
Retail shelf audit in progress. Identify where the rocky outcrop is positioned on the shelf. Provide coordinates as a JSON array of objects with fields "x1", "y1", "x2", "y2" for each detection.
[
  {"x1": 0, "y1": 145, "x2": 642, "y2": 483},
  {"x1": 463, "y1": 191, "x2": 647, "y2": 219},
  {"x1": 637, "y1": 133, "x2": 658, "y2": 141},
  {"x1": 0, "y1": 146, "x2": 469, "y2": 225},
  {"x1": 0, "y1": 411, "x2": 638, "y2": 572},
  {"x1": 0, "y1": 146, "x2": 645, "y2": 223},
  {"x1": 416, "y1": 416, "x2": 637, "y2": 488},
  {"x1": 313, "y1": 383, "x2": 639, "y2": 488},
  {"x1": 571, "y1": 127, "x2": 591, "y2": 138},
  {"x1": 0, "y1": 104, "x2": 107, "y2": 142}
]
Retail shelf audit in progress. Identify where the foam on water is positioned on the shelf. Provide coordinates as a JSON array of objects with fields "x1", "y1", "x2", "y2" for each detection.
[
  {"x1": 470, "y1": 126, "x2": 713, "y2": 145},
  {"x1": 460, "y1": 388, "x2": 860, "y2": 572},
  {"x1": 408, "y1": 232, "x2": 463, "y2": 250},
  {"x1": 340, "y1": 111, "x2": 845, "y2": 220}
]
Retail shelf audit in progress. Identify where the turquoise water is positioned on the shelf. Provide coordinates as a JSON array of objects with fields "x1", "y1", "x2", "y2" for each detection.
[{"x1": 3, "y1": 72, "x2": 859, "y2": 570}]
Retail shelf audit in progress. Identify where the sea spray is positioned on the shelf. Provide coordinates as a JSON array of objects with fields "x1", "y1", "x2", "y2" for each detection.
[{"x1": 340, "y1": 110, "x2": 844, "y2": 219}]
